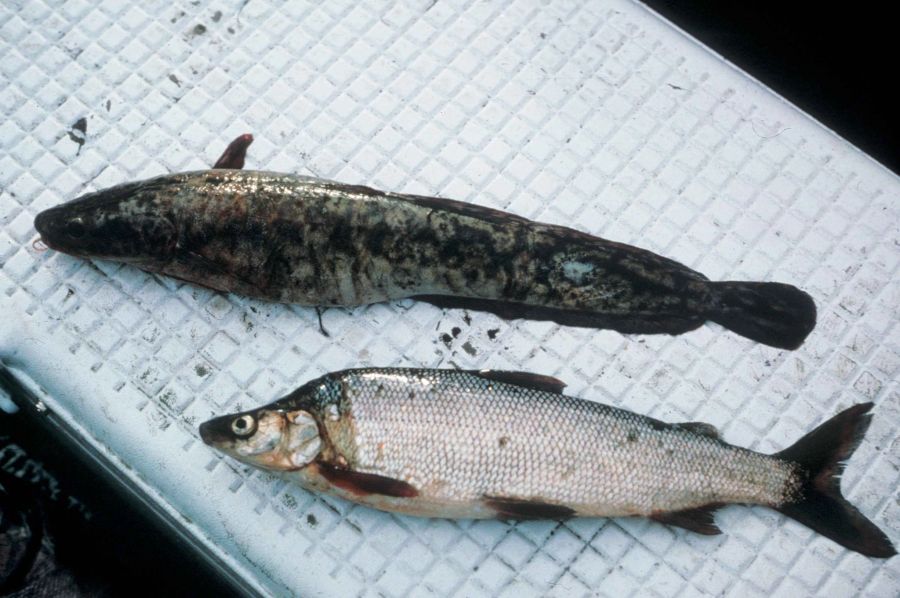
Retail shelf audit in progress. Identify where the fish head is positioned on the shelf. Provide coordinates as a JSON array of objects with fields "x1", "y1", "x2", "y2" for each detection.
[
  {"x1": 199, "y1": 407, "x2": 323, "y2": 471},
  {"x1": 34, "y1": 177, "x2": 179, "y2": 265}
]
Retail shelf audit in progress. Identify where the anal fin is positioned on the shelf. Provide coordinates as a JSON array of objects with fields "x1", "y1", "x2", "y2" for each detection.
[
  {"x1": 472, "y1": 370, "x2": 566, "y2": 394},
  {"x1": 317, "y1": 462, "x2": 418, "y2": 498},
  {"x1": 485, "y1": 496, "x2": 575, "y2": 520},
  {"x1": 651, "y1": 504, "x2": 723, "y2": 535}
]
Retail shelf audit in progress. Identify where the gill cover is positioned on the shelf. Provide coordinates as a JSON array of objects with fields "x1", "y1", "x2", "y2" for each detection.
[{"x1": 199, "y1": 409, "x2": 323, "y2": 471}]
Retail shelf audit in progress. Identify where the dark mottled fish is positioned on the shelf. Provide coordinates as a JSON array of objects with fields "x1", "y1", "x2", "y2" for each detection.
[
  {"x1": 34, "y1": 135, "x2": 816, "y2": 348},
  {"x1": 199, "y1": 368, "x2": 895, "y2": 558}
]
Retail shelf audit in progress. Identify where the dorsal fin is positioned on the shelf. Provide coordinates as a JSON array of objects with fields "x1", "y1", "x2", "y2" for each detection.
[
  {"x1": 651, "y1": 504, "x2": 723, "y2": 535},
  {"x1": 213, "y1": 133, "x2": 254, "y2": 169},
  {"x1": 399, "y1": 193, "x2": 536, "y2": 228},
  {"x1": 674, "y1": 422, "x2": 719, "y2": 439},
  {"x1": 471, "y1": 370, "x2": 567, "y2": 394}
]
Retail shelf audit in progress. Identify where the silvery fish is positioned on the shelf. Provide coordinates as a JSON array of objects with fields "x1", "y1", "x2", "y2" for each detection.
[
  {"x1": 33, "y1": 135, "x2": 816, "y2": 349},
  {"x1": 199, "y1": 368, "x2": 895, "y2": 558}
]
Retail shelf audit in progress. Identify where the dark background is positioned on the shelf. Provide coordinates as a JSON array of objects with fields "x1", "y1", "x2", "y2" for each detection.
[{"x1": 642, "y1": 2, "x2": 899, "y2": 174}]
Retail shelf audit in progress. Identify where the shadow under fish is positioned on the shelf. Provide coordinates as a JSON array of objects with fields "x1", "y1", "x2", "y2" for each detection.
[{"x1": 34, "y1": 134, "x2": 816, "y2": 349}]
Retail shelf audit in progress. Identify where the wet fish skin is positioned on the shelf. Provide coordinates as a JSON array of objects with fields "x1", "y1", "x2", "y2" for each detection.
[
  {"x1": 34, "y1": 168, "x2": 815, "y2": 348},
  {"x1": 199, "y1": 368, "x2": 895, "y2": 557}
]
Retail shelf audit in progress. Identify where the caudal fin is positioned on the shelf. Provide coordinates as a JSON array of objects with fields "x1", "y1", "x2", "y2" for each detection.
[
  {"x1": 708, "y1": 281, "x2": 816, "y2": 350},
  {"x1": 775, "y1": 403, "x2": 896, "y2": 558}
]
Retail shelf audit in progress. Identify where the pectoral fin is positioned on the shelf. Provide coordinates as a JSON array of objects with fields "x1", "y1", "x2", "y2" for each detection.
[{"x1": 317, "y1": 462, "x2": 418, "y2": 498}]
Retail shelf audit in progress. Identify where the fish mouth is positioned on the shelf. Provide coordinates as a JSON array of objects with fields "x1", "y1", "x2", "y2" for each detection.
[
  {"x1": 33, "y1": 208, "x2": 63, "y2": 252},
  {"x1": 198, "y1": 418, "x2": 231, "y2": 446}
]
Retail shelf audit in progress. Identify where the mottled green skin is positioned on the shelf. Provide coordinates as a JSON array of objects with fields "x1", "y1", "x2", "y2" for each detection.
[{"x1": 36, "y1": 169, "x2": 714, "y2": 333}]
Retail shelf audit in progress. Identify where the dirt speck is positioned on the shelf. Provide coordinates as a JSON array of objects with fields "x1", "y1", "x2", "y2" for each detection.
[
  {"x1": 439, "y1": 333, "x2": 453, "y2": 349},
  {"x1": 667, "y1": 83, "x2": 685, "y2": 91},
  {"x1": 282, "y1": 494, "x2": 297, "y2": 509},
  {"x1": 105, "y1": 99, "x2": 111, "y2": 111},
  {"x1": 170, "y1": 10, "x2": 185, "y2": 23},
  {"x1": 64, "y1": 288, "x2": 75, "y2": 301},
  {"x1": 306, "y1": 514, "x2": 318, "y2": 527},
  {"x1": 463, "y1": 312, "x2": 471, "y2": 326},
  {"x1": 194, "y1": 364, "x2": 209, "y2": 377},
  {"x1": 191, "y1": 23, "x2": 207, "y2": 36},
  {"x1": 227, "y1": 26, "x2": 235, "y2": 34},
  {"x1": 67, "y1": 117, "x2": 87, "y2": 155},
  {"x1": 462, "y1": 341, "x2": 477, "y2": 356},
  {"x1": 168, "y1": 74, "x2": 181, "y2": 87},
  {"x1": 487, "y1": 328, "x2": 499, "y2": 340}
]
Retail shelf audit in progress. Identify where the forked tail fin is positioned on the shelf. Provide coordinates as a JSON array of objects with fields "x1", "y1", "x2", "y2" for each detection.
[
  {"x1": 775, "y1": 403, "x2": 896, "y2": 558},
  {"x1": 708, "y1": 281, "x2": 816, "y2": 350}
]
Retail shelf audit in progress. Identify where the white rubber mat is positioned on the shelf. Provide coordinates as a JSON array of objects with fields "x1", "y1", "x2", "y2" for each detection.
[{"x1": 1, "y1": 1, "x2": 897, "y2": 596}]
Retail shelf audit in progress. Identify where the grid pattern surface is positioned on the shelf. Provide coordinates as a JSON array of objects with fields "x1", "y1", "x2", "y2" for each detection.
[{"x1": 1, "y1": 0, "x2": 898, "y2": 596}]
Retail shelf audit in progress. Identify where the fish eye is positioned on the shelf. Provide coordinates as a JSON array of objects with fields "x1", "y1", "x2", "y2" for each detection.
[
  {"x1": 231, "y1": 414, "x2": 257, "y2": 437},
  {"x1": 65, "y1": 218, "x2": 86, "y2": 238}
]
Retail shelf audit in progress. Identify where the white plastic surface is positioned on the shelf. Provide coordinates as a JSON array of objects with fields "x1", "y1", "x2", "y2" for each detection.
[{"x1": 1, "y1": 1, "x2": 898, "y2": 596}]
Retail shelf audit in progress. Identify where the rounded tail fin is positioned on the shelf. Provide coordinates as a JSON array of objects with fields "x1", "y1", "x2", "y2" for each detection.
[{"x1": 708, "y1": 281, "x2": 816, "y2": 350}]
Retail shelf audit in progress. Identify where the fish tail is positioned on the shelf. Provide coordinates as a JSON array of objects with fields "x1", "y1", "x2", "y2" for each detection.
[
  {"x1": 775, "y1": 403, "x2": 896, "y2": 558},
  {"x1": 706, "y1": 281, "x2": 816, "y2": 349}
]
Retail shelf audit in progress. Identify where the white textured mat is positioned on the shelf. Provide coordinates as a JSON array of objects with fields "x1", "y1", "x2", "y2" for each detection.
[{"x1": 1, "y1": 0, "x2": 898, "y2": 596}]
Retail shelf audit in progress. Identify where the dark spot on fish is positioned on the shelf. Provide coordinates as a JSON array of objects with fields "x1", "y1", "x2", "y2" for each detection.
[
  {"x1": 306, "y1": 514, "x2": 318, "y2": 527},
  {"x1": 627, "y1": 430, "x2": 638, "y2": 442},
  {"x1": 498, "y1": 436, "x2": 509, "y2": 448},
  {"x1": 408, "y1": 391, "x2": 415, "y2": 399},
  {"x1": 171, "y1": 10, "x2": 185, "y2": 23},
  {"x1": 765, "y1": 360, "x2": 772, "y2": 367},
  {"x1": 227, "y1": 26, "x2": 235, "y2": 34},
  {"x1": 169, "y1": 74, "x2": 181, "y2": 87},
  {"x1": 462, "y1": 341, "x2": 477, "y2": 356},
  {"x1": 451, "y1": 326, "x2": 461, "y2": 338},
  {"x1": 440, "y1": 333, "x2": 453, "y2": 349},
  {"x1": 192, "y1": 24, "x2": 207, "y2": 36},
  {"x1": 666, "y1": 448, "x2": 674, "y2": 456},
  {"x1": 463, "y1": 312, "x2": 472, "y2": 326},
  {"x1": 212, "y1": 10, "x2": 222, "y2": 22},
  {"x1": 668, "y1": 83, "x2": 685, "y2": 91},
  {"x1": 487, "y1": 328, "x2": 499, "y2": 340},
  {"x1": 64, "y1": 288, "x2": 75, "y2": 301},
  {"x1": 194, "y1": 364, "x2": 209, "y2": 377},
  {"x1": 105, "y1": 99, "x2": 111, "y2": 111},
  {"x1": 67, "y1": 117, "x2": 87, "y2": 155},
  {"x1": 540, "y1": 32, "x2": 547, "y2": 39}
]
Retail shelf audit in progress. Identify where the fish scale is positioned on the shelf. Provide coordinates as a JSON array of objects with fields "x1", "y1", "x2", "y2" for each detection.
[
  {"x1": 334, "y1": 369, "x2": 796, "y2": 516},
  {"x1": 200, "y1": 368, "x2": 895, "y2": 556}
]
